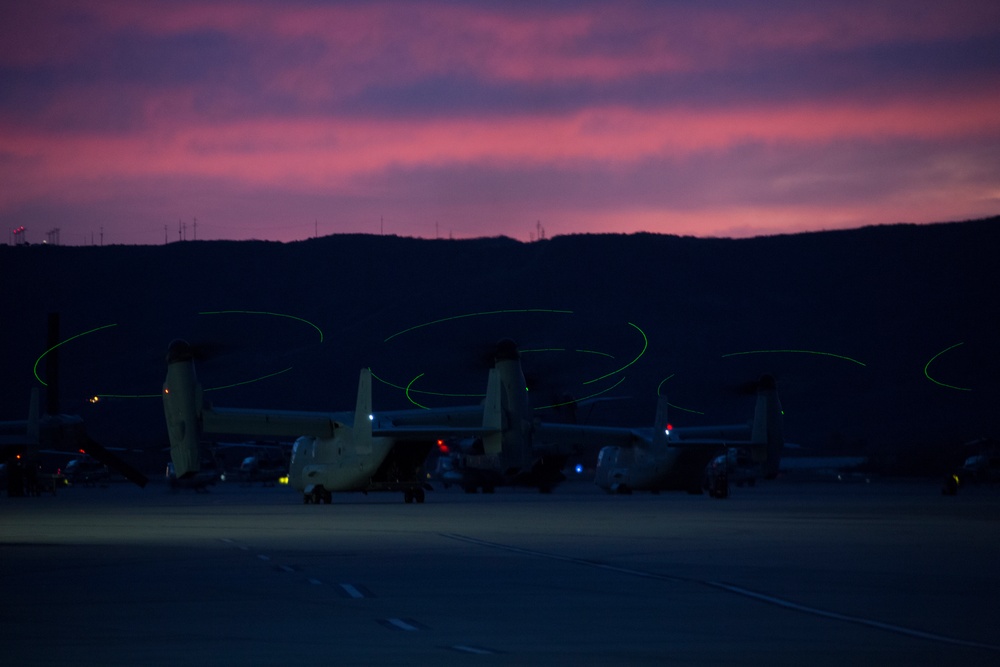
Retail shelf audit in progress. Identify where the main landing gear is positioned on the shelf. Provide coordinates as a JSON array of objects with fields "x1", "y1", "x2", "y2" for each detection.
[
  {"x1": 403, "y1": 487, "x2": 426, "y2": 503},
  {"x1": 303, "y1": 487, "x2": 332, "y2": 504},
  {"x1": 303, "y1": 486, "x2": 427, "y2": 504}
]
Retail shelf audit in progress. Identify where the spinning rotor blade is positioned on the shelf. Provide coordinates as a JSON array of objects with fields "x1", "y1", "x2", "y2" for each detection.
[{"x1": 80, "y1": 436, "x2": 148, "y2": 488}]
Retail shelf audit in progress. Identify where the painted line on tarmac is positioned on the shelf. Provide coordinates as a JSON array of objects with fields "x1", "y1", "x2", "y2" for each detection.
[
  {"x1": 382, "y1": 618, "x2": 421, "y2": 632},
  {"x1": 451, "y1": 644, "x2": 499, "y2": 655},
  {"x1": 339, "y1": 583, "x2": 369, "y2": 599},
  {"x1": 706, "y1": 580, "x2": 1000, "y2": 652},
  {"x1": 441, "y1": 533, "x2": 1000, "y2": 653},
  {"x1": 220, "y1": 539, "x2": 360, "y2": 592}
]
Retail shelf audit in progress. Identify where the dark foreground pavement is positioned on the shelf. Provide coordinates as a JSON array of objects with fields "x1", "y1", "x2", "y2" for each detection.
[{"x1": 2, "y1": 479, "x2": 998, "y2": 666}]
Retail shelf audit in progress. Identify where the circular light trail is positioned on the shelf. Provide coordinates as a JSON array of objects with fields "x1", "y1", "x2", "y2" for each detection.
[
  {"x1": 377, "y1": 310, "x2": 648, "y2": 410},
  {"x1": 721, "y1": 349, "x2": 866, "y2": 366},
  {"x1": 391, "y1": 356, "x2": 630, "y2": 411},
  {"x1": 33, "y1": 323, "x2": 118, "y2": 386},
  {"x1": 404, "y1": 373, "x2": 431, "y2": 410},
  {"x1": 31, "y1": 310, "x2": 321, "y2": 399},
  {"x1": 656, "y1": 374, "x2": 705, "y2": 415},
  {"x1": 923, "y1": 342, "x2": 972, "y2": 391},
  {"x1": 199, "y1": 310, "x2": 324, "y2": 342},
  {"x1": 583, "y1": 322, "x2": 647, "y2": 385},
  {"x1": 370, "y1": 369, "x2": 485, "y2": 400}
]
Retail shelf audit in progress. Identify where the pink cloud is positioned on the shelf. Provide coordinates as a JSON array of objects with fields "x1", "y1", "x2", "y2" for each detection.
[
  {"x1": 2, "y1": 1, "x2": 998, "y2": 244},
  {"x1": 41, "y1": 1, "x2": 997, "y2": 84}
]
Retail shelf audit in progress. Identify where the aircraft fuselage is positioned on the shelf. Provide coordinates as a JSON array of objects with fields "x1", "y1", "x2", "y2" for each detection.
[
  {"x1": 594, "y1": 444, "x2": 716, "y2": 494},
  {"x1": 290, "y1": 432, "x2": 394, "y2": 492}
]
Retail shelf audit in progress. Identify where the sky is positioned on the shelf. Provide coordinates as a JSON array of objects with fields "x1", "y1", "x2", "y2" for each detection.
[{"x1": 2, "y1": 0, "x2": 999, "y2": 245}]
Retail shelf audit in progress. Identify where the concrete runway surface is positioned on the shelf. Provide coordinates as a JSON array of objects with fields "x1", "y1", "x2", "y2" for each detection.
[{"x1": 2, "y1": 479, "x2": 998, "y2": 666}]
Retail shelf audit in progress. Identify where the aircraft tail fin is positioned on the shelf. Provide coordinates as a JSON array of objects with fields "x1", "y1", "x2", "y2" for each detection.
[
  {"x1": 353, "y1": 368, "x2": 373, "y2": 454},
  {"x1": 481, "y1": 369, "x2": 502, "y2": 455},
  {"x1": 494, "y1": 339, "x2": 533, "y2": 471},
  {"x1": 750, "y1": 374, "x2": 783, "y2": 477},
  {"x1": 651, "y1": 393, "x2": 671, "y2": 448},
  {"x1": 163, "y1": 340, "x2": 203, "y2": 478}
]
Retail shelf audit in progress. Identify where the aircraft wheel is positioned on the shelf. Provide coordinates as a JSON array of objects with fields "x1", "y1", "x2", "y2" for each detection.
[
  {"x1": 303, "y1": 494, "x2": 312, "y2": 504},
  {"x1": 404, "y1": 489, "x2": 414, "y2": 503},
  {"x1": 942, "y1": 476, "x2": 959, "y2": 495},
  {"x1": 415, "y1": 488, "x2": 425, "y2": 503},
  {"x1": 322, "y1": 490, "x2": 333, "y2": 504}
]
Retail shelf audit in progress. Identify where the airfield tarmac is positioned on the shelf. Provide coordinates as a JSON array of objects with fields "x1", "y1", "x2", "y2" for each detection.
[{"x1": 2, "y1": 479, "x2": 998, "y2": 666}]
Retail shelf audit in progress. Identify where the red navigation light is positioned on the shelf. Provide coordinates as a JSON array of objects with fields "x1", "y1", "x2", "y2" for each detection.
[{"x1": 436, "y1": 439, "x2": 449, "y2": 453}]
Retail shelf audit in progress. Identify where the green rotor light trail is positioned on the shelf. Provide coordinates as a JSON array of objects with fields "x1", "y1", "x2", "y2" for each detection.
[
  {"x1": 521, "y1": 347, "x2": 616, "y2": 359},
  {"x1": 655, "y1": 375, "x2": 705, "y2": 415},
  {"x1": 923, "y1": 342, "x2": 972, "y2": 391},
  {"x1": 371, "y1": 369, "x2": 486, "y2": 400},
  {"x1": 668, "y1": 402, "x2": 706, "y2": 415},
  {"x1": 94, "y1": 367, "x2": 297, "y2": 399},
  {"x1": 383, "y1": 309, "x2": 574, "y2": 343},
  {"x1": 33, "y1": 323, "x2": 118, "y2": 386},
  {"x1": 35, "y1": 310, "x2": 321, "y2": 399},
  {"x1": 395, "y1": 370, "x2": 629, "y2": 411},
  {"x1": 380, "y1": 310, "x2": 649, "y2": 408},
  {"x1": 722, "y1": 349, "x2": 866, "y2": 367},
  {"x1": 204, "y1": 366, "x2": 295, "y2": 392},
  {"x1": 582, "y1": 322, "x2": 648, "y2": 385},
  {"x1": 574, "y1": 348, "x2": 615, "y2": 358},
  {"x1": 199, "y1": 310, "x2": 324, "y2": 342},
  {"x1": 380, "y1": 345, "x2": 626, "y2": 401},
  {"x1": 404, "y1": 373, "x2": 430, "y2": 410}
]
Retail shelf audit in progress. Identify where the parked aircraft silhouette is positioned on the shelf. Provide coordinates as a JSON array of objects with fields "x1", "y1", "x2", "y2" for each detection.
[
  {"x1": 162, "y1": 339, "x2": 500, "y2": 503},
  {"x1": 413, "y1": 340, "x2": 782, "y2": 496}
]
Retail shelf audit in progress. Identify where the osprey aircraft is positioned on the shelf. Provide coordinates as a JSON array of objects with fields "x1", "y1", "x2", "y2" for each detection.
[
  {"x1": 164, "y1": 338, "x2": 782, "y2": 501},
  {"x1": 586, "y1": 375, "x2": 783, "y2": 496},
  {"x1": 419, "y1": 340, "x2": 783, "y2": 497},
  {"x1": 162, "y1": 339, "x2": 501, "y2": 503}
]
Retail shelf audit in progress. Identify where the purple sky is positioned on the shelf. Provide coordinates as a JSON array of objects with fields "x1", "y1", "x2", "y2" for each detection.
[{"x1": 2, "y1": 0, "x2": 999, "y2": 245}]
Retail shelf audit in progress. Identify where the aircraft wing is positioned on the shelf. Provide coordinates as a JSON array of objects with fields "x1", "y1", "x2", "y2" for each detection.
[
  {"x1": 374, "y1": 404, "x2": 485, "y2": 429},
  {"x1": 532, "y1": 422, "x2": 645, "y2": 451},
  {"x1": 672, "y1": 424, "x2": 752, "y2": 440},
  {"x1": 371, "y1": 424, "x2": 499, "y2": 440},
  {"x1": 203, "y1": 407, "x2": 342, "y2": 439},
  {"x1": 532, "y1": 422, "x2": 755, "y2": 452}
]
